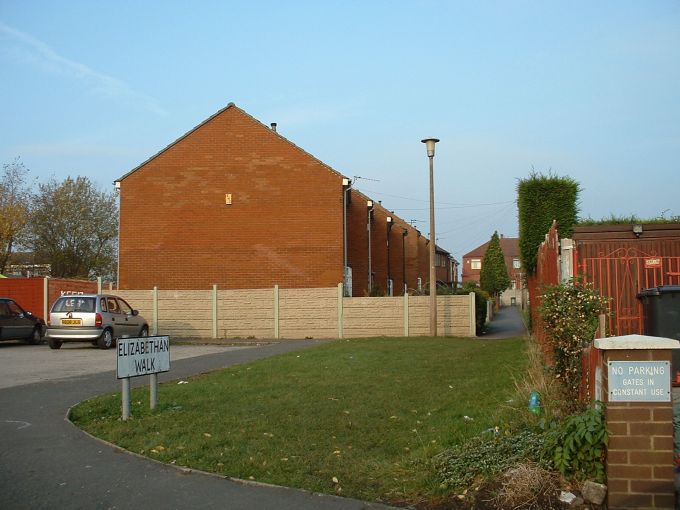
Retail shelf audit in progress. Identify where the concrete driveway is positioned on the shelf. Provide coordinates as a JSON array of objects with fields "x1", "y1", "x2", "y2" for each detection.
[
  {"x1": 0, "y1": 341, "x2": 251, "y2": 389},
  {"x1": 0, "y1": 340, "x2": 392, "y2": 510}
]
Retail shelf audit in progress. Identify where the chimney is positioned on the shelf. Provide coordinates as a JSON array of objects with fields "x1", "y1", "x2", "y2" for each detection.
[{"x1": 270, "y1": 122, "x2": 277, "y2": 132}]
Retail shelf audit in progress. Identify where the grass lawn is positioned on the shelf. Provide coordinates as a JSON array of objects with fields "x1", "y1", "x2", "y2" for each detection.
[{"x1": 71, "y1": 337, "x2": 526, "y2": 505}]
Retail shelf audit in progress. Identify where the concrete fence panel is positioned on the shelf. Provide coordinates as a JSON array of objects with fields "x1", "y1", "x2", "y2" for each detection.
[
  {"x1": 279, "y1": 288, "x2": 337, "y2": 339},
  {"x1": 344, "y1": 297, "x2": 404, "y2": 338},
  {"x1": 113, "y1": 285, "x2": 476, "y2": 340},
  {"x1": 157, "y1": 290, "x2": 212, "y2": 338},
  {"x1": 218, "y1": 288, "x2": 275, "y2": 339}
]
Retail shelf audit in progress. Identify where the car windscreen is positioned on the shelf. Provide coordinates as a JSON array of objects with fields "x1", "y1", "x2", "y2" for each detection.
[{"x1": 52, "y1": 297, "x2": 96, "y2": 313}]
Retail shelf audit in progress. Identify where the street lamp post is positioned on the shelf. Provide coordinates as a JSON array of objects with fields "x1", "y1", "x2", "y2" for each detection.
[{"x1": 421, "y1": 138, "x2": 439, "y2": 337}]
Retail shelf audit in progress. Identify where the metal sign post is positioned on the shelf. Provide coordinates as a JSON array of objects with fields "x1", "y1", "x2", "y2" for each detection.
[
  {"x1": 122, "y1": 377, "x2": 131, "y2": 420},
  {"x1": 117, "y1": 336, "x2": 170, "y2": 420}
]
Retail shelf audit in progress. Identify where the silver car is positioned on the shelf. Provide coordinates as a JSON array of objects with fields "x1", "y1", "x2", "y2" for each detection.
[{"x1": 46, "y1": 294, "x2": 148, "y2": 349}]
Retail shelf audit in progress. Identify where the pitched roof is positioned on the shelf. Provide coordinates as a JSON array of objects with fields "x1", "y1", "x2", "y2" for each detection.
[
  {"x1": 463, "y1": 237, "x2": 519, "y2": 259},
  {"x1": 115, "y1": 102, "x2": 349, "y2": 184},
  {"x1": 115, "y1": 102, "x2": 453, "y2": 256}
]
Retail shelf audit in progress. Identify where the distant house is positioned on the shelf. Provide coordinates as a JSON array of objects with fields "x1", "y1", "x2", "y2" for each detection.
[
  {"x1": 4, "y1": 252, "x2": 51, "y2": 278},
  {"x1": 435, "y1": 246, "x2": 459, "y2": 289},
  {"x1": 115, "y1": 103, "x2": 456, "y2": 296},
  {"x1": 461, "y1": 236, "x2": 523, "y2": 305}
]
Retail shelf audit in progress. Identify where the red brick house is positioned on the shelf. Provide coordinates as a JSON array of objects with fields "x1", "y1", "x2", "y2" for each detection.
[
  {"x1": 461, "y1": 236, "x2": 523, "y2": 304},
  {"x1": 116, "y1": 103, "x2": 454, "y2": 296}
]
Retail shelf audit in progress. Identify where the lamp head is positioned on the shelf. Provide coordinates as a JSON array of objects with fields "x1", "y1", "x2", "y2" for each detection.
[{"x1": 421, "y1": 138, "x2": 440, "y2": 157}]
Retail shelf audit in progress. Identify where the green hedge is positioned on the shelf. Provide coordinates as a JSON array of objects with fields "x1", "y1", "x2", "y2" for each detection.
[
  {"x1": 456, "y1": 284, "x2": 489, "y2": 335},
  {"x1": 517, "y1": 172, "x2": 580, "y2": 275}
]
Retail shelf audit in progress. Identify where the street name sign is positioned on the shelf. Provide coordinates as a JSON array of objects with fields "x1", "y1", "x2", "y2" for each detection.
[
  {"x1": 117, "y1": 336, "x2": 170, "y2": 379},
  {"x1": 608, "y1": 361, "x2": 671, "y2": 402}
]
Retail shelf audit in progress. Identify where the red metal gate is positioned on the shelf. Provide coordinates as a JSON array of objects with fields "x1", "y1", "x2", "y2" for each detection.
[{"x1": 576, "y1": 246, "x2": 680, "y2": 336}]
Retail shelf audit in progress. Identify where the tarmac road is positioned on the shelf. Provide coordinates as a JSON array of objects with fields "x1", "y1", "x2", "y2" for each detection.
[{"x1": 0, "y1": 340, "x2": 393, "y2": 510}]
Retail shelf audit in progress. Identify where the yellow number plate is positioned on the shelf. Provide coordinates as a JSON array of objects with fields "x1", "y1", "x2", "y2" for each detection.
[{"x1": 61, "y1": 318, "x2": 82, "y2": 325}]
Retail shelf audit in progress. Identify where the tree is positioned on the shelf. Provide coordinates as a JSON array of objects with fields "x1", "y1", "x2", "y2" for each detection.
[
  {"x1": 0, "y1": 158, "x2": 32, "y2": 273},
  {"x1": 479, "y1": 231, "x2": 511, "y2": 299},
  {"x1": 28, "y1": 176, "x2": 118, "y2": 279}
]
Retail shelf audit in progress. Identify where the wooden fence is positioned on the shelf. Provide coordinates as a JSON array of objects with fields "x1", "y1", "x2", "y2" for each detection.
[{"x1": 113, "y1": 284, "x2": 476, "y2": 340}]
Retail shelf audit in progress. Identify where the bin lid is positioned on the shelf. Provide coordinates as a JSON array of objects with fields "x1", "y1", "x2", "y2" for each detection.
[{"x1": 637, "y1": 285, "x2": 680, "y2": 298}]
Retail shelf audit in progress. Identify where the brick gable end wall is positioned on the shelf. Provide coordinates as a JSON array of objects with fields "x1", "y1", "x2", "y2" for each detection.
[{"x1": 118, "y1": 106, "x2": 344, "y2": 290}]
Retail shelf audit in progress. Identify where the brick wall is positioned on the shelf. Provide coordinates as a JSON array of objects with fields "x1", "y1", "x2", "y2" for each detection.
[
  {"x1": 118, "y1": 105, "x2": 345, "y2": 291},
  {"x1": 0, "y1": 278, "x2": 98, "y2": 320},
  {"x1": 603, "y1": 348, "x2": 675, "y2": 509},
  {"x1": 346, "y1": 191, "x2": 430, "y2": 296},
  {"x1": 47, "y1": 279, "x2": 98, "y2": 311},
  {"x1": 118, "y1": 104, "x2": 445, "y2": 296},
  {"x1": 0, "y1": 278, "x2": 43, "y2": 317}
]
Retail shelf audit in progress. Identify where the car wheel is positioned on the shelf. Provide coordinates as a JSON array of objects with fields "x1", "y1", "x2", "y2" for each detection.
[
  {"x1": 139, "y1": 326, "x2": 149, "y2": 337},
  {"x1": 48, "y1": 337, "x2": 62, "y2": 349},
  {"x1": 98, "y1": 329, "x2": 114, "y2": 349},
  {"x1": 26, "y1": 327, "x2": 42, "y2": 345}
]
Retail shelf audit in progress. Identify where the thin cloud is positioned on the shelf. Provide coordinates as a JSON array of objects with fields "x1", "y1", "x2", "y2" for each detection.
[
  {"x1": 0, "y1": 21, "x2": 167, "y2": 115},
  {"x1": 14, "y1": 141, "x2": 141, "y2": 158}
]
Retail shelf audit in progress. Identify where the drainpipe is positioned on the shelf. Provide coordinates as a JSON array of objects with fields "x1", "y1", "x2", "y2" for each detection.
[
  {"x1": 386, "y1": 216, "x2": 394, "y2": 295},
  {"x1": 367, "y1": 200, "x2": 374, "y2": 292},
  {"x1": 402, "y1": 229, "x2": 408, "y2": 295},
  {"x1": 342, "y1": 178, "x2": 351, "y2": 290}
]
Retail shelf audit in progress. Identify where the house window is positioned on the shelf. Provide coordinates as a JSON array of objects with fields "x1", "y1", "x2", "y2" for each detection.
[
  {"x1": 470, "y1": 259, "x2": 481, "y2": 270},
  {"x1": 513, "y1": 258, "x2": 521, "y2": 269}
]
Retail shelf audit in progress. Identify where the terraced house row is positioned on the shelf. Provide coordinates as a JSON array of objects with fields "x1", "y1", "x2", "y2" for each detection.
[{"x1": 115, "y1": 103, "x2": 458, "y2": 296}]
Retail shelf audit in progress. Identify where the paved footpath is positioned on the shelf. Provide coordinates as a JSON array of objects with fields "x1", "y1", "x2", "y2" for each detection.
[
  {"x1": 480, "y1": 305, "x2": 528, "y2": 339},
  {"x1": 0, "y1": 340, "x2": 394, "y2": 510}
]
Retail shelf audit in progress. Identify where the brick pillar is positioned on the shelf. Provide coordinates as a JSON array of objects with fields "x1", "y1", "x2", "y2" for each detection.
[{"x1": 595, "y1": 335, "x2": 679, "y2": 509}]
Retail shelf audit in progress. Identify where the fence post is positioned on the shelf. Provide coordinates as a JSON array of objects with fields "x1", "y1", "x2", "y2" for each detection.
[
  {"x1": 43, "y1": 277, "x2": 49, "y2": 322},
  {"x1": 212, "y1": 284, "x2": 218, "y2": 339},
  {"x1": 97, "y1": 276, "x2": 102, "y2": 294},
  {"x1": 274, "y1": 285, "x2": 280, "y2": 339},
  {"x1": 403, "y1": 292, "x2": 409, "y2": 337},
  {"x1": 337, "y1": 283, "x2": 344, "y2": 339},
  {"x1": 469, "y1": 292, "x2": 476, "y2": 337},
  {"x1": 598, "y1": 313, "x2": 607, "y2": 339},
  {"x1": 152, "y1": 286, "x2": 158, "y2": 335}
]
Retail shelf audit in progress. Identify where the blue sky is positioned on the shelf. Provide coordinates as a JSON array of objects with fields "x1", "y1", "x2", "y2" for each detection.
[{"x1": 1, "y1": 1, "x2": 678, "y2": 263}]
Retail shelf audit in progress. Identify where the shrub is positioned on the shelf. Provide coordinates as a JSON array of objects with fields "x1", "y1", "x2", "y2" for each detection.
[
  {"x1": 540, "y1": 404, "x2": 608, "y2": 483},
  {"x1": 456, "y1": 283, "x2": 488, "y2": 335},
  {"x1": 538, "y1": 279, "x2": 608, "y2": 402}
]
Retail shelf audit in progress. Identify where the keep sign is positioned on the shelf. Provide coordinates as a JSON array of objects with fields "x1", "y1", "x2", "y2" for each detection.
[{"x1": 117, "y1": 336, "x2": 170, "y2": 379}]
